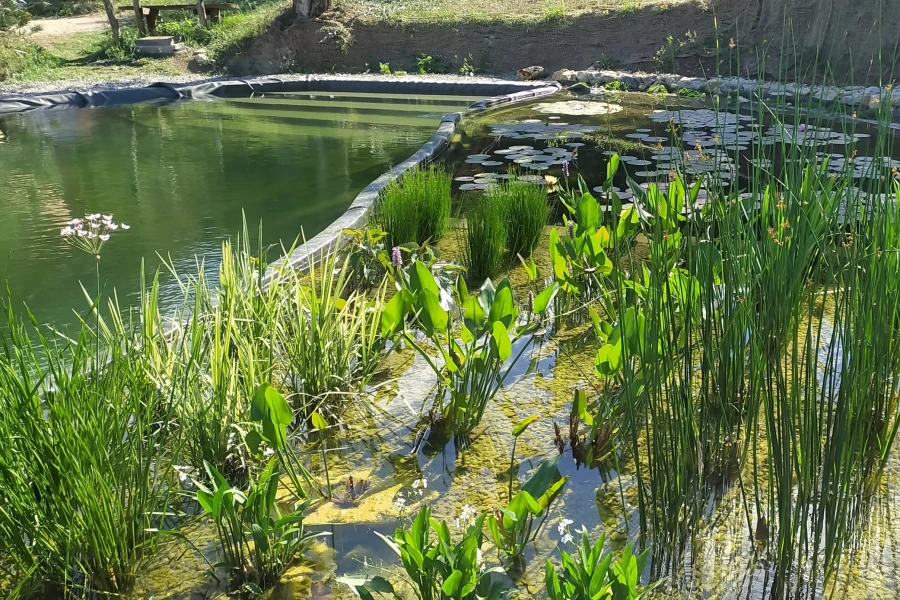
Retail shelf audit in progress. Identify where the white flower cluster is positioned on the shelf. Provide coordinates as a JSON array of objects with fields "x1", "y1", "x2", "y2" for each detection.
[
  {"x1": 411, "y1": 478, "x2": 428, "y2": 496},
  {"x1": 454, "y1": 504, "x2": 478, "y2": 529},
  {"x1": 557, "y1": 518, "x2": 574, "y2": 545},
  {"x1": 60, "y1": 213, "x2": 129, "y2": 257}
]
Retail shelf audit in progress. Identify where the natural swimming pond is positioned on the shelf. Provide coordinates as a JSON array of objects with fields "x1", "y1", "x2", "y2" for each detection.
[
  {"x1": 3, "y1": 87, "x2": 900, "y2": 600},
  {"x1": 0, "y1": 92, "x2": 477, "y2": 331}
]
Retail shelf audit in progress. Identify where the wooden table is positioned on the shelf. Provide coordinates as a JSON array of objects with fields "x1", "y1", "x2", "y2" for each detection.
[{"x1": 118, "y1": 3, "x2": 238, "y2": 34}]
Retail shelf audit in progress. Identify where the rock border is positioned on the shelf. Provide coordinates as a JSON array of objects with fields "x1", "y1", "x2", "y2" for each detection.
[{"x1": 552, "y1": 68, "x2": 900, "y2": 112}]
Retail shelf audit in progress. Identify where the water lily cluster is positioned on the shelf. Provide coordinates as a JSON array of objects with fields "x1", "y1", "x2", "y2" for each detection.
[{"x1": 60, "y1": 213, "x2": 129, "y2": 257}]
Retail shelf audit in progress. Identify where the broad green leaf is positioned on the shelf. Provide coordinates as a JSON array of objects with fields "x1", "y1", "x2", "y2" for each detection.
[
  {"x1": 576, "y1": 193, "x2": 600, "y2": 234},
  {"x1": 512, "y1": 415, "x2": 538, "y2": 437},
  {"x1": 533, "y1": 282, "x2": 559, "y2": 314},
  {"x1": 410, "y1": 260, "x2": 440, "y2": 298},
  {"x1": 536, "y1": 475, "x2": 568, "y2": 510},
  {"x1": 522, "y1": 455, "x2": 562, "y2": 499},
  {"x1": 463, "y1": 295, "x2": 487, "y2": 334},
  {"x1": 418, "y1": 289, "x2": 448, "y2": 335},
  {"x1": 605, "y1": 154, "x2": 620, "y2": 184},
  {"x1": 490, "y1": 321, "x2": 512, "y2": 361},
  {"x1": 245, "y1": 429, "x2": 264, "y2": 455},
  {"x1": 545, "y1": 562, "x2": 563, "y2": 600},
  {"x1": 311, "y1": 412, "x2": 328, "y2": 431},
  {"x1": 572, "y1": 389, "x2": 593, "y2": 426},
  {"x1": 594, "y1": 342, "x2": 622, "y2": 376},
  {"x1": 441, "y1": 570, "x2": 463, "y2": 597},
  {"x1": 381, "y1": 288, "x2": 413, "y2": 338}
]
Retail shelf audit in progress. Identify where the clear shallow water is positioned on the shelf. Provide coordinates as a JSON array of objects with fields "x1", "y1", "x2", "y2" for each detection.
[{"x1": 0, "y1": 92, "x2": 478, "y2": 332}]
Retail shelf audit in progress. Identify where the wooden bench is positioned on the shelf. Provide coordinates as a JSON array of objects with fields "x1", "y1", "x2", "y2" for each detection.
[{"x1": 118, "y1": 3, "x2": 238, "y2": 34}]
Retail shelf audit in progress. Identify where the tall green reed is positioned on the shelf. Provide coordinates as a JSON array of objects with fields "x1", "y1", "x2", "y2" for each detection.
[
  {"x1": 463, "y1": 192, "x2": 506, "y2": 280},
  {"x1": 496, "y1": 179, "x2": 549, "y2": 260},
  {"x1": 373, "y1": 165, "x2": 452, "y2": 249}
]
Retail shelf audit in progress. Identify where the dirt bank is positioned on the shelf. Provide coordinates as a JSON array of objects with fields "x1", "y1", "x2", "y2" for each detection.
[{"x1": 224, "y1": 0, "x2": 899, "y2": 84}]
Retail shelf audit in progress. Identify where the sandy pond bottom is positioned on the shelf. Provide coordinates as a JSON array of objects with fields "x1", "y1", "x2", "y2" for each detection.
[{"x1": 138, "y1": 91, "x2": 900, "y2": 599}]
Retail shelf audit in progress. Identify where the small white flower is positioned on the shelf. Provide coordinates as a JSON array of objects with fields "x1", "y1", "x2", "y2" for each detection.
[
  {"x1": 263, "y1": 446, "x2": 275, "y2": 457},
  {"x1": 99, "y1": 234, "x2": 110, "y2": 242},
  {"x1": 560, "y1": 532, "x2": 574, "y2": 545},
  {"x1": 394, "y1": 497, "x2": 407, "y2": 512},
  {"x1": 102, "y1": 214, "x2": 113, "y2": 222},
  {"x1": 557, "y1": 518, "x2": 573, "y2": 536},
  {"x1": 87, "y1": 213, "x2": 101, "y2": 221},
  {"x1": 120, "y1": 223, "x2": 130, "y2": 230},
  {"x1": 456, "y1": 504, "x2": 478, "y2": 528},
  {"x1": 107, "y1": 223, "x2": 119, "y2": 231}
]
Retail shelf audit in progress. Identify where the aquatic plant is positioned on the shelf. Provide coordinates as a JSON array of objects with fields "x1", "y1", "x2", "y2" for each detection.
[
  {"x1": 193, "y1": 459, "x2": 326, "y2": 594},
  {"x1": 383, "y1": 266, "x2": 548, "y2": 434},
  {"x1": 463, "y1": 192, "x2": 506, "y2": 280},
  {"x1": 0, "y1": 284, "x2": 181, "y2": 597},
  {"x1": 545, "y1": 528, "x2": 660, "y2": 600},
  {"x1": 494, "y1": 179, "x2": 549, "y2": 261},
  {"x1": 488, "y1": 456, "x2": 568, "y2": 560},
  {"x1": 345, "y1": 506, "x2": 507, "y2": 600},
  {"x1": 374, "y1": 165, "x2": 452, "y2": 249},
  {"x1": 275, "y1": 249, "x2": 388, "y2": 421}
]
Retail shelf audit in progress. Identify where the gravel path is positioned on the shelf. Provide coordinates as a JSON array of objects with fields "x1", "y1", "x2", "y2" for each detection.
[
  {"x1": 0, "y1": 72, "x2": 523, "y2": 99},
  {"x1": 25, "y1": 14, "x2": 117, "y2": 42}
]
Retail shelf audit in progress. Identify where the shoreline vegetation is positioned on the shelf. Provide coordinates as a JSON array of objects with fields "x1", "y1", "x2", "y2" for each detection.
[{"x1": 2, "y1": 64, "x2": 900, "y2": 598}]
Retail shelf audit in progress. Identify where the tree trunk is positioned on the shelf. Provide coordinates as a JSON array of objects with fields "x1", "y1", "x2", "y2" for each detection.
[
  {"x1": 294, "y1": 0, "x2": 331, "y2": 20},
  {"x1": 102, "y1": 0, "x2": 120, "y2": 41},
  {"x1": 196, "y1": 0, "x2": 208, "y2": 27},
  {"x1": 132, "y1": 0, "x2": 146, "y2": 36}
]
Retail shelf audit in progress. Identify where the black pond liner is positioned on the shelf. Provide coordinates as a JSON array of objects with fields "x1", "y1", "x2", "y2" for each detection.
[{"x1": 0, "y1": 76, "x2": 561, "y2": 279}]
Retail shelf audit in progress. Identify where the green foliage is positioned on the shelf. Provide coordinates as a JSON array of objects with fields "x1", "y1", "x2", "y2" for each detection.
[
  {"x1": 381, "y1": 267, "x2": 549, "y2": 433},
  {"x1": 0, "y1": 0, "x2": 30, "y2": 31},
  {"x1": 373, "y1": 165, "x2": 452, "y2": 249},
  {"x1": 676, "y1": 87, "x2": 703, "y2": 98},
  {"x1": 545, "y1": 529, "x2": 660, "y2": 600},
  {"x1": 379, "y1": 61, "x2": 392, "y2": 75},
  {"x1": 416, "y1": 53, "x2": 442, "y2": 74},
  {"x1": 488, "y1": 456, "x2": 568, "y2": 558},
  {"x1": 464, "y1": 193, "x2": 506, "y2": 280},
  {"x1": 458, "y1": 54, "x2": 478, "y2": 76},
  {"x1": 0, "y1": 282, "x2": 184, "y2": 596},
  {"x1": 0, "y1": 34, "x2": 60, "y2": 81},
  {"x1": 275, "y1": 249, "x2": 388, "y2": 421},
  {"x1": 344, "y1": 506, "x2": 508, "y2": 600},
  {"x1": 494, "y1": 179, "x2": 549, "y2": 261},
  {"x1": 156, "y1": 17, "x2": 214, "y2": 47},
  {"x1": 604, "y1": 80, "x2": 628, "y2": 92},
  {"x1": 646, "y1": 83, "x2": 668, "y2": 95},
  {"x1": 193, "y1": 459, "x2": 327, "y2": 593}
]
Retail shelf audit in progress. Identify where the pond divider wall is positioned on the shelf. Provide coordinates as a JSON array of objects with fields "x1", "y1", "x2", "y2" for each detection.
[{"x1": 0, "y1": 76, "x2": 560, "y2": 279}]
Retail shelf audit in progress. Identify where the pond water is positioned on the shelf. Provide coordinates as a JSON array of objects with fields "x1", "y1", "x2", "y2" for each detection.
[
  {"x1": 0, "y1": 92, "x2": 477, "y2": 332},
  {"x1": 132, "y1": 91, "x2": 900, "y2": 600}
]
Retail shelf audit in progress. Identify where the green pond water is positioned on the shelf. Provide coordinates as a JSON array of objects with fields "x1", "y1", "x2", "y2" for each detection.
[{"x1": 0, "y1": 91, "x2": 477, "y2": 332}]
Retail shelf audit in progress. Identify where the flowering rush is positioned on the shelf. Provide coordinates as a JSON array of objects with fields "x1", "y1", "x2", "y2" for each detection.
[{"x1": 60, "y1": 213, "x2": 129, "y2": 257}]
